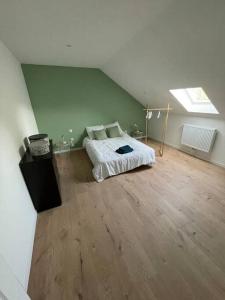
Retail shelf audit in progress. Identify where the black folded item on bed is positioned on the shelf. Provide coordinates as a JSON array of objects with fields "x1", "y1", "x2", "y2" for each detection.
[{"x1": 116, "y1": 145, "x2": 133, "y2": 154}]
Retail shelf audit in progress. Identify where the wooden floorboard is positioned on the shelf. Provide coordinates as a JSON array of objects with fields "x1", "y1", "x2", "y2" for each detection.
[{"x1": 28, "y1": 142, "x2": 225, "y2": 300}]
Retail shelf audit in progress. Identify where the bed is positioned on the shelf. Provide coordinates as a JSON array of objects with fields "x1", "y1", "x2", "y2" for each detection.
[{"x1": 83, "y1": 133, "x2": 155, "y2": 182}]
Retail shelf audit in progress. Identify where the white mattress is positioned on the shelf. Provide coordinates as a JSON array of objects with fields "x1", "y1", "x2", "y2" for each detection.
[{"x1": 83, "y1": 134, "x2": 155, "y2": 182}]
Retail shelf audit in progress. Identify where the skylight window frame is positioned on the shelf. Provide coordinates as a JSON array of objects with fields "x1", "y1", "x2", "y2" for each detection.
[
  {"x1": 169, "y1": 87, "x2": 219, "y2": 115},
  {"x1": 185, "y1": 87, "x2": 211, "y2": 105}
]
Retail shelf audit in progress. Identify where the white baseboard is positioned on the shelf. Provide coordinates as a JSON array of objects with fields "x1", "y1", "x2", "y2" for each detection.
[
  {"x1": 150, "y1": 137, "x2": 225, "y2": 169},
  {"x1": 167, "y1": 142, "x2": 225, "y2": 169},
  {"x1": 54, "y1": 138, "x2": 225, "y2": 169}
]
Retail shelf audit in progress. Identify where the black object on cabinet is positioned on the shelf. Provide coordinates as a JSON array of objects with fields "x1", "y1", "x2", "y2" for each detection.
[{"x1": 19, "y1": 141, "x2": 62, "y2": 212}]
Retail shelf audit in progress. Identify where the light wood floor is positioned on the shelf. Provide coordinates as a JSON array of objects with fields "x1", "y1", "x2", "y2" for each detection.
[{"x1": 28, "y1": 142, "x2": 225, "y2": 300}]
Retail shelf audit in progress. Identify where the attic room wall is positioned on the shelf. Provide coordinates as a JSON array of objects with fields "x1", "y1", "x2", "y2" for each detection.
[
  {"x1": 22, "y1": 64, "x2": 145, "y2": 147},
  {"x1": 0, "y1": 40, "x2": 38, "y2": 289},
  {"x1": 149, "y1": 113, "x2": 225, "y2": 167},
  {"x1": 101, "y1": 0, "x2": 225, "y2": 167}
]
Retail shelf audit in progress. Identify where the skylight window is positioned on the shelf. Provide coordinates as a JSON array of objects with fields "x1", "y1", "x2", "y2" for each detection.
[{"x1": 169, "y1": 87, "x2": 219, "y2": 114}]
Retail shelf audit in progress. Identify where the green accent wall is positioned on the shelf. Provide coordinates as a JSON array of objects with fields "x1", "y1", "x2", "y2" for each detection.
[{"x1": 22, "y1": 64, "x2": 144, "y2": 147}]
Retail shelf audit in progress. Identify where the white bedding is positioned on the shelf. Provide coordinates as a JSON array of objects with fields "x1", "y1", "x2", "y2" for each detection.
[{"x1": 83, "y1": 134, "x2": 155, "y2": 182}]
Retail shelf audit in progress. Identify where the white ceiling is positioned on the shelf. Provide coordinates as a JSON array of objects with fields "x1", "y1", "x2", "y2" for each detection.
[
  {"x1": 0, "y1": 0, "x2": 172, "y2": 67},
  {"x1": 0, "y1": 0, "x2": 225, "y2": 117}
]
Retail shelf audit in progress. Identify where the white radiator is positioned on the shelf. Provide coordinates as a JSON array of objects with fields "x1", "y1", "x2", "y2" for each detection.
[{"x1": 181, "y1": 124, "x2": 217, "y2": 153}]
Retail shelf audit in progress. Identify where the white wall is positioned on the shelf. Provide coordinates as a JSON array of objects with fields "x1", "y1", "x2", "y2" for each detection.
[
  {"x1": 149, "y1": 113, "x2": 225, "y2": 167},
  {"x1": 0, "y1": 254, "x2": 30, "y2": 300},
  {"x1": 0, "y1": 40, "x2": 38, "y2": 290}
]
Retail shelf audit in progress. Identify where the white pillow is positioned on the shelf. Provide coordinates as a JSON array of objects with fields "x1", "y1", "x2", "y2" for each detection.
[
  {"x1": 104, "y1": 121, "x2": 123, "y2": 135},
  {"x1": 86, "y1": 124, "x2": 104, "y2": 140}
]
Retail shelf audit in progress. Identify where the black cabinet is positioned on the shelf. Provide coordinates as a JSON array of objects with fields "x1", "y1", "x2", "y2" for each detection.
[{"x1": 19, "y1": 141, "x2": 62, "y2": 212}]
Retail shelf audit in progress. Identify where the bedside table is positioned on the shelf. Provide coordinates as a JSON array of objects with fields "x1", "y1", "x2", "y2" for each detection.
[
  {"x1": 133, "y1": 135, "x2": 146, "y2": 140},
  {"x1": 54, "y1": 141, "x2": 70, "y2": 153}
]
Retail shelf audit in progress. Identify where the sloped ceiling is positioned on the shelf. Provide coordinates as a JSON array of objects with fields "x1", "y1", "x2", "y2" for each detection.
[
  {"x1": 0, "y1": 0, "x2": 171, "y2": 67},
  {"x1": 0, "y1": 0, "x2": 224, "y2": 117},
  {"x1": 102, "y1": 0, "x2": 225, "y2": 117}
]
